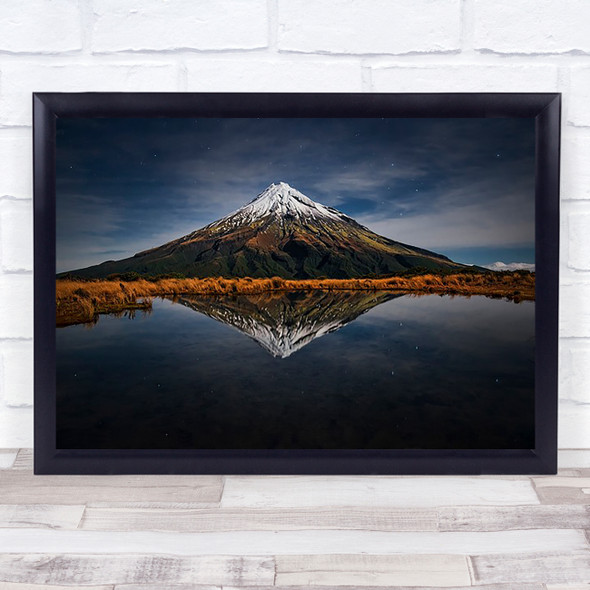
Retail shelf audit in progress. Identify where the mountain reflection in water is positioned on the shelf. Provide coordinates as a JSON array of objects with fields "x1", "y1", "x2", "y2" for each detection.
[
  {"x1": 175, "y1": 290, "x2": 403, "y2": 358},
  {"x1": 56, "y1": 294, "x2": 535, "y2": 449}
]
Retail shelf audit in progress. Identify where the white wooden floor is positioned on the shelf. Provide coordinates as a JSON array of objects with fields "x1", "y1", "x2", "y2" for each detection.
[{"x1": 0, "y1": 449, "x2": 589, "y2": 589}]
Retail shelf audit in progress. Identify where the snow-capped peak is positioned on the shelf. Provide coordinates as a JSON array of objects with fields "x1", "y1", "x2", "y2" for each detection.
[{"x1": 220, "y1": 182, "x2": 344, "y2": 225}]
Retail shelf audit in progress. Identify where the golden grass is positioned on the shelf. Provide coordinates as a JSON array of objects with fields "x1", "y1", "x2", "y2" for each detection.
[{"x1": 56, "y1": 272, "x2": 535, "y2": 327}]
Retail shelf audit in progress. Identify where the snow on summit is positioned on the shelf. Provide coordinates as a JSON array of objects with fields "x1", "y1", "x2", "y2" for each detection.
[
  {"x1": 220, "y1": 182, "x2": 344, "y2": 225},
  {"x1": 70, "y1": 180, "x2": 466, "y2": 279}
]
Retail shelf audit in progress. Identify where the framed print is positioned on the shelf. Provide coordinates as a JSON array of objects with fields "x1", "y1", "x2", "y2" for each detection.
[{"x1": 34, "y1": 92, "x2": 560, "y2": 474}]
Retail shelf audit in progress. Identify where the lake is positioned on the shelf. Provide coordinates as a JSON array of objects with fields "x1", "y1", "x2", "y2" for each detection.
[{"x1": 56, "y1": 291, "x2": 535, "y2": 450}]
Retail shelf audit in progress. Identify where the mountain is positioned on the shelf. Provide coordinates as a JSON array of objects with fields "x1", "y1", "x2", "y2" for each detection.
[
  {"x1": 67, "y1": 182, "x2": 466, "y2": 279},
  {"x1": 177, "y1": 290, "x2": 402, "y2": 358}
]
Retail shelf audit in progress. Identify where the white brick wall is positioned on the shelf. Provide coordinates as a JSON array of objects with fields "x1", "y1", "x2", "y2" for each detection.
[
  {"x1": 0, "y1": 63, "x2": 181, "y2": 126},
  {"x1": 0, "y1": 0, "x2": 588, "y2": 449},
  {"x1": 568, "y1": 67, "x2": 590, "y2": 127},
  {"x1": 0, "y1": 130, "x2": 32, "y2": 200},
  {"x1": 473, "y1": 0, "x2": 590, "y2": 55},
  {"x1": 0, "y1": 200, "x2": 32, "y2": 273},
  {"x1": 0, "y1": 0, "x2": 83, "y2": 54},
  {"x1": 92, "y1": 0, "x2": 269, "y2": 52},
  {"x1": 277, "y1": 0, "x2": 462, "y2": 55},
  {"x1": 0, "y1": 275, "x2": 33, "y2": 341},
  {"x1": 561, "y1": 132, "x2": 590, "y2": 200},
  {"x1": 371, "y1": 64, "x2": 560, "y2": 93},
  {"x1": 0, "y1": 341, "x2": 33, "y2": 408},
  {"x1": 184, "y1": 57, "x2": 363, "y2": 92}
]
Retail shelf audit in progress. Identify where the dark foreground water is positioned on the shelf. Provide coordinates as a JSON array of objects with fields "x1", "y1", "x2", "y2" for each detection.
[{"x1": 56, "y1": 292, "x2": 535, "y2": 450}]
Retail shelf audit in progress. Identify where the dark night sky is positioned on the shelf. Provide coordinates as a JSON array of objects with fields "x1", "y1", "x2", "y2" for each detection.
[{"x1": 56, "y1": 117, "x2": 535, "y2": 273}]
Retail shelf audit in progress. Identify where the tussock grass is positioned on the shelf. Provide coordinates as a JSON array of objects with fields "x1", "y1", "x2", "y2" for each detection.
[{"x1": 56, "y1": 272, "x2": 535, "y2": 326}]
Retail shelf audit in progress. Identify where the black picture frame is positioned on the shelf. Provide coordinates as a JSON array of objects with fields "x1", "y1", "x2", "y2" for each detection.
[{"x1": 34, "y1": 92, "x2": 560, "y2": 475}]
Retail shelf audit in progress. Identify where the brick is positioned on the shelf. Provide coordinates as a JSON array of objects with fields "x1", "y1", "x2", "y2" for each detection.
[
  {"x1": 186, "y1": 58, "x2": 363, "y2": 92},
  {"x1": 0, "y1": 63, "x2": 180, "y2": 127},
  {"x1": 0, "y1": 274, "x2": 32, "y2": 339},
  {"x1": 561, "y1": 349, "x2": 590, "y2": 417},
  {"x1": 92, "y1": 0, "x2": 267, "y2": 53},
  {"x1": 560, "y1": 283, "x2": 590, "y2": 338},
  {"x1": 0, "y1": 0, "x2": 82, "y2": 54},
  {"x1": 474, "y1": 0, "x2": 590, "y2": 54},
  {"x1": 559, "y1": 217, "x2": 578, "y2": 286},
  {"x1": 560, "y1": 345, "x2": 590, "y2": 405},
  {"x1": 558, "y1": 450, "x2": 590, "y2": 467},
  {"x1": 0, "y1": 200, "x2": 33, "y2": 272},
  {"x1": 561, "y1": 133, "x2": 590, "y2": 200},
  {"x1": 371, "y1": 64, "x2": 559, "y2": 92},
  {"x1": 568, "y1": 213, "x2": 590, "y2": 272},
  {"x1": 0, "y1": 130, "x2": 32, "y2": 200},
  {"x1": 277, "y1": 0, "x2": 461, "y2": 55},
  {"x1": 559, "y1": 401, "x2": 590, "y2": 449},
  {"x1": 568, "y1": 67, "x2": 590, "y2": 127},
  {"x1": 0, "y1": 340, "x2": 33, "y2": 407},
  {"x1": 0, "y1": 408, "x2": 32, "y2": 447}
]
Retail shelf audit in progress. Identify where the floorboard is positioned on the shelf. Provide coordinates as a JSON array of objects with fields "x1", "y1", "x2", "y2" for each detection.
[
  {"x1": 221, "y1": 476, "x2": 539, "y2": 508},
  {"x1": 0, "y1": 449, "x2": 588, "y2": 588},
  {"x1": 1, "y1": 528, "x2": 586, "y2": 555},
  {"x1": 0, "y1": 470, "x2": 223, "y2": 505},
  {"x1": 0, "y1": 505, "x2": 84, "y2": 529},
  {"x1": 10, "y1": 449, "x2": 32, "y2": 470},
  {"x1": 0, "y1": 555, "x2": 274, "y2": 586},
  {"x1": 0, "y1": 451, "x2": 18, "y2": 470},
  {"x1": 438, "y1": 505, "x2": 590, "y2": 531},
  {"x1": 0, "y1": 584, "x2": 114, "y2": 590},
  {"x1": 274, "y1": 554, "x2": 472, "y2": 586},
  {"x1": 471, "y1": 551, "x2": 590, "y2": 584},
  {"x1": 535, "y1": 486, "x2": 590, "y2": 505},
  {"x1": 79, "y1": 506, "x2": 439, "y2": 532}
]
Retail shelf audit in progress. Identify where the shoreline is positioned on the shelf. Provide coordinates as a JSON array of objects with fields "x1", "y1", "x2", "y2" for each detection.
[{"x1": 56, "y1": 273, "x2": 535, "y2": 327}]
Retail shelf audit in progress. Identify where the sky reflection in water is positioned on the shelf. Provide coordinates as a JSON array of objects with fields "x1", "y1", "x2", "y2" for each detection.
[{"x1": 56, "y1": 293, "x2": 535, "y2": 450}]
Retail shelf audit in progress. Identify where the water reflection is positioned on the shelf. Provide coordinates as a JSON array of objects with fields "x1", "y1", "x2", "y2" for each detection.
[
  {"x1": 56, "y1": 293, "x2": 535, "y2": 450},
  {"x1": 175, "y1": 290, "x2": 402, "y2": 358}
]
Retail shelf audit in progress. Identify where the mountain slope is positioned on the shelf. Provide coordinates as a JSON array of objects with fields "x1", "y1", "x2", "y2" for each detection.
[
  {"x1": 178, "y1": 290, "x2": 402, "y2": 358},
  {"x1": 67, "y1": 182, "x2": 466, "y2": 279}
]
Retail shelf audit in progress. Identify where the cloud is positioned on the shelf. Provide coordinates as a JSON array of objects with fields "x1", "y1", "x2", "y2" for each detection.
[
  {"x1": 56, "y1": 117, "x2": 536, "y2": 271},
  {"x1": 483, "y1": 262, "x2": 535, "y2": 272},
  {"x1": 358, "y1": 184, "x2": 534, "y2": 251}
]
